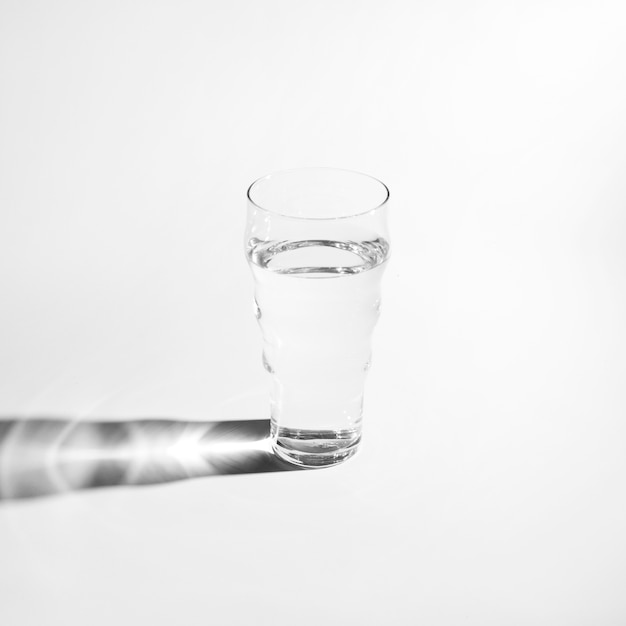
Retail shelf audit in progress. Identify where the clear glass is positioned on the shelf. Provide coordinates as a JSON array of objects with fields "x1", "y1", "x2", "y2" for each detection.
[{"x1": 245, "y1": 168, "x2": 390, "y2": 467}]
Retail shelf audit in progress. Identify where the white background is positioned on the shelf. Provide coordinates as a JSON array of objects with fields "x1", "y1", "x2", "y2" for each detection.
[{"x1": 1, "y1": 0, "x2": 625, "y2": 624}]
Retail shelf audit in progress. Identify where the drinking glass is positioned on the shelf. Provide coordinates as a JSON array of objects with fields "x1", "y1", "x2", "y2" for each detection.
[{"x1": 245, "y1": 168, "x2": 390, "y2": 467}]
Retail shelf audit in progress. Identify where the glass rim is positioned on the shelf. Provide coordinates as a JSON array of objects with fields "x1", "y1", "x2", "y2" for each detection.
[{"x1": 246, "y1": 167, "x2": 390, "y2": 221}]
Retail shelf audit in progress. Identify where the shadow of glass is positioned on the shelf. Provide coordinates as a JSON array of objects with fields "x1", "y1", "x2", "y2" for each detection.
[{"x1": 0, "y1": 417, "x2": 301, "y2": 501}]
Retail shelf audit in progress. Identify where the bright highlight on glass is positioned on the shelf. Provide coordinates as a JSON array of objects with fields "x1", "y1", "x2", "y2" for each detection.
[{"x1": 245, "y1": 168, "x2": 390, "y2": 468}]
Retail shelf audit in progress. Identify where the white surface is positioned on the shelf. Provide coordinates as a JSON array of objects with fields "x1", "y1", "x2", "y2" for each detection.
[{"x1": 1, "y1": 0, "x2": 626, "y2": 624}]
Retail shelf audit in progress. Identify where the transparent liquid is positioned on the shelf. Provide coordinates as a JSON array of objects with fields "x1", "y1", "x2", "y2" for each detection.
[{"x1": 247, "y1": 237, "x2": 389, "y2": 467}]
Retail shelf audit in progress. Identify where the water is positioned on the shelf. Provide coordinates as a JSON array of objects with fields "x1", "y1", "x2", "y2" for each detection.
[{"x1": 247, "y1": 237, "x2": 389, "y2": 467}]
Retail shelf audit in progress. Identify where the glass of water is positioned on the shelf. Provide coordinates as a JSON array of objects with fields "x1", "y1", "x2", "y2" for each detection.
[{"x1": 245, "y1": 168, "x2": 390, "y2": 468}]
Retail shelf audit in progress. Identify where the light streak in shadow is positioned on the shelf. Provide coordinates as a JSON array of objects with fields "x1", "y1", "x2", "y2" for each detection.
[{"x1": 0, "y1": 417, "x2": 300, "y2": 501}]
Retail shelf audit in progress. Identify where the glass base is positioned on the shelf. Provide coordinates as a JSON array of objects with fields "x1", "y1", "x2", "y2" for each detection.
[{"x1": 271, "y1": 423, "x2": 361, "y2": 468}]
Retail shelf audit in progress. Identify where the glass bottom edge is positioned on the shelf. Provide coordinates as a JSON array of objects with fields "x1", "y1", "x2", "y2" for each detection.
[{"x1": 271, "y1": 424, "x2": 361, "y2": 468}]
